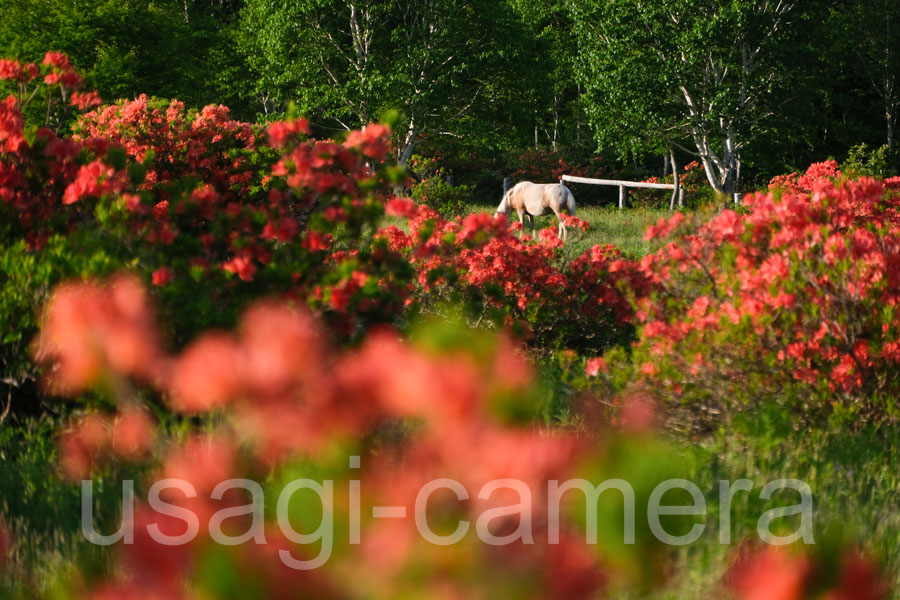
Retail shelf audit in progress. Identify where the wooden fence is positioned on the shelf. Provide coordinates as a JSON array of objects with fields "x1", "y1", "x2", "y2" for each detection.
[{"x1": 561, "y1": 174, "x2": 684, "y2": 209}]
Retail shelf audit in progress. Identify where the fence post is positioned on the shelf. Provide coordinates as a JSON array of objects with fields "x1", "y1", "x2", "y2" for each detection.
[
  {"x1": 502, "y1": 177, "x2": 512, "y2": 195},
  {"x1": 678, "y1": 188, "x2": 685, "y2": 208},
  {"x1": 618, "y1": 185, "x2": 626, "y2": 209}
]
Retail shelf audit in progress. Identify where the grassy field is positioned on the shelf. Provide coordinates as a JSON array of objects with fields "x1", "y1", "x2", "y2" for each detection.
[
  {"x1": 465, "y1": 201, "x2": 671, "y2": 258},
  {"x1": 650, "y1": 423, "x2": 900, "y2": 598}
]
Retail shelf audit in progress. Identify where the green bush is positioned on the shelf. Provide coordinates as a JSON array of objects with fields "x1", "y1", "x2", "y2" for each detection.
[
  {"x1": 844, "y1": 143, "x2": 891, "y2": 179},
  {"x1": 408, "y1": 155, "x2": 471, "y2": 217}
]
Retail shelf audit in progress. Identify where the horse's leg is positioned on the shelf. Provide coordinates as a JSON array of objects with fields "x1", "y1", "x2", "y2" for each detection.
[
  {"x1": 517, "y1": 209, "x2": 525, "y2": 236},
  {"x1": 528, "y1": 214, "x2": 535, "y2": 236},
  {"x1": 552, "y1": 207, "x2": 567, "y2": 242},
  {"x1": 550, "y1": 206, "x2": 566, "y2": 241}
]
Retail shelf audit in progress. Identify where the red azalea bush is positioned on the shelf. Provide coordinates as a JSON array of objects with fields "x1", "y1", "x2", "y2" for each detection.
[
  {"x1": 31, "y1": 276, "x2": 680, "y2": 599},
  {"x1": 31, "y1": 276, "x2": 890, "y2": 600},
  {"x1": 629, "y1": 175, "x2": 900, "y2": 428},
  {"x1": 74, "y1": 95, "x2": 261, "y2": 199},
  {"x1": 70, "y1": 99, "x2": 399, "y2": 301},
  {"x1": 768, "y1": 159, "x2": 842, "y2": 196},
  {"x1": 379, "y1": 205, "x2": 646, "y2": 353},
  {"x1": 0, "y1": 54, "x2": 126, "y2": 249},
  {"x1": 1, "y1": 54, "x2": 420, "y2": 346}
]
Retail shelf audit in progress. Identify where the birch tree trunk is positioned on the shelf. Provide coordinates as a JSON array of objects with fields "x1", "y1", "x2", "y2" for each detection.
[
  {"x1": 398, "y1": 118, "x2": 417, "y2": 166},
  {"x1": 668, "y1": 148, "x2": 680, "y2": 210}
]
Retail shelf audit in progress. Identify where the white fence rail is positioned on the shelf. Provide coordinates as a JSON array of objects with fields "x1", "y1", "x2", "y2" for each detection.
[{"x1": 561, "y1": 174, "x2": 683, "y2": 209}]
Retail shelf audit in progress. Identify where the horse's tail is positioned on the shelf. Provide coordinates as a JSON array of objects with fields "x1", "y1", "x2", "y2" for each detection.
[
  {"x1": 562, "y1": 184, "x2": 576, "y2": 216},
  {"x1": 496, "y1": 189, "x2": 511, "y2": 217}
]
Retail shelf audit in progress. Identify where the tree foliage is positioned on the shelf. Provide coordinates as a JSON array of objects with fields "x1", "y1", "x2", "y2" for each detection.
[
  {"x1": 0, "y1": 0, "x2": 897, "y2": 197},
  {"x1": 0, "y1": 0, "x2": 250, "y2": 115},
  {"x1": 239, "y1": 0, "x2": 540, "y2": 163},
  {"x1": 569, "y1": 0, "x2": 827, "y2": 197},
  {"x1": 827, "y1": 0, "x2": 900, "y2": 155}
]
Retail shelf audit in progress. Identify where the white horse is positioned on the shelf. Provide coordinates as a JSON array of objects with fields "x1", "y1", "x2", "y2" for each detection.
[{"x1": 495, "y1": 181, "x2": 576, "y2": 241}]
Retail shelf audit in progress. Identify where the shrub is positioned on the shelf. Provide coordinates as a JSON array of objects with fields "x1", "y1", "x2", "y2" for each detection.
[
  {"x1": 29, "y1": 276, "x2": 686, "y2": 598},
  {"x1": 767, "y1": 159, "x2": 842, "y2": 196},
  {"x1": 410, "y1": 174, "x2": 470, "y2": 218},
  {"x1": 843, "y1": 143, "x2": 891, "y2": 179},
  {"x1": 24, "y1": 275, "x2": 891, "y2": 599},
  {"x1": 2, "y1": 54, "x2": 645, "y2": 403},
  {"x1": 378, "y1": 205, "x2": 644, "y2": 354},
  {"x1": 628, "y1": 176, "x2": 900, "y2": 430}
]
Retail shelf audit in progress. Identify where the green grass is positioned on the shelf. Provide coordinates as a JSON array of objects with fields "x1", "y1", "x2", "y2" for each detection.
[
  {"x1": 0, "y1": 414, "x2": 150, "y2": 596},
  {"x1": 465, "y1": 201, "x2": 671, "y2": 258},
  {"x1": 645, "y1": 421, "x2": 900, "y2": 598}
]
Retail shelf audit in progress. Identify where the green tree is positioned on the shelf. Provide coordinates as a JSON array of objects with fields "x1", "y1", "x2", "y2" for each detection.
[
  {"x1": 569, "y1": 0, "x2": 817, "y2": 198},
  {"x1": 510, "y1": 0, "x2": 585, "y2": 152},
  {"x1": 829, "y1": 0, "x2": 900, "y2": 156},
  {"x1": 238, "y1": 0, "x2": 537, "y2": 164},
  {"x1": 0, "y1": 0, "x2": 250, "y2": 113}
]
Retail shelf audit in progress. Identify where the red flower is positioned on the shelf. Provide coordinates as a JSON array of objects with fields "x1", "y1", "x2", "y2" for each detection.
[
  {"x1": 538, "y1": 227, "x2": 563, "y2": 247},
  {"x1": 385, "y1": 197, "x2": 417, "y2": 219},
  {"x1": 302, "y1": 231, "x2": 333, "y2": 252},
  {"x1": 267, "y1": 118, "x2": 310, "y2": 147},
  {"x1": 168, "y1": 333, "x2": 244, "y2": 413},
  {"x1": 122, "y1": 193, "x2": 142, "y2": 212},
  {"x1": 111, "y1": 406, "x2": 155, "y2": 460},
  {"x1": 644, "y1": 212, "x2": 684, "y2": 241},
  {"x1": 59, "y1": 413, "x2": 109, "y2": 480},
  {"x1": 42, "y1": 53, "x2": 82, "y2": 89},
  {"x1": 0, "y1": 95, "x2": 25, "y2": 152},
  {"x1": 640, "y1": 362, "x2": 658, "y2": 377},
  {"x1": 151, "y1": 267, "x2": 174, "y2": 286},
  {"x1": 160, "y1": 434, "x2": 237, "y2": 497},
  {"x1": 328, "y1": 283, "x2": 353, "y2": 312},
  {"x1": 585, "y1": 357, "x2": 608, "y2": 376},
  {"x1": 153, "y1": 200, "x2": 169, "y2": 220},
  {"x1": 33, "y1": 276, "x2": 162, "y2": 393},
  {"x1": 42, "y1": 52, "x2": 70, "y2": 68},
  {"x1": 344, "y1": 123, "x2": 391, "y2": 158},
  {"x1": 262, "y1": 217, "x2": 299, "y2": 242},
  {"x1": 223, "y1": 253, "x2": 257, "y2": 281},
  {"x1": 238, "y1": 302, "x2": 324, "y2": 395},
  {"x1": 62, "y1": 160, "x2": 121, "y2": 205},
  {"x1": 728, "y1": 546, "x2": 810, "y2": 600},
  {"x1": 0, "y1": 59, "x2": 38, "y2": 83},
  {"x1": 70, "y1": 90, "x2": 102, "y2": 111}
]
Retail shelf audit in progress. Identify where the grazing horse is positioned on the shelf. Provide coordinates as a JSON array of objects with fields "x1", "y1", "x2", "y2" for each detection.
[{"x1": 495, "y1": 181, "x2": 576, "y2": 241}]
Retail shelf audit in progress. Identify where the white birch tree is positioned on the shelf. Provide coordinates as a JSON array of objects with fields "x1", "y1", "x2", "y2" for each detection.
[{"x1": 570, "y1": 0, "x2": 806, "y2": 198}]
